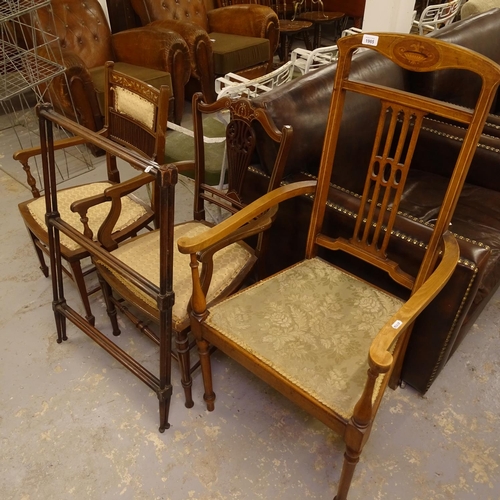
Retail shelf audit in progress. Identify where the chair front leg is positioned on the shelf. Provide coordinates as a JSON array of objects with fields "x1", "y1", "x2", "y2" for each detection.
[
  {"x1": 69, "y1": 260, "x2": 95, "y2": 326},
  {"x1": 196, "y1": 336, "x2": 216, "y2": 411},
  {"x1": 188, "y1": 253, "x2": 216, "y2": 410},
  {"x1": 175, "y1": 328, "x2": 194, "y2": 408}
]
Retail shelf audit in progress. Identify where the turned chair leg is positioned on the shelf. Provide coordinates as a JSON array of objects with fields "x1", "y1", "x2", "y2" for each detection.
[
  {"x1": 98, "y1": 274, "x2": 121, "y2": 336},
  {"x1": 334, "y1": 445, "x2": 361, "y2": 500},
  {"x1": 69, "y1": 260, "x2": 95, "y2": 326},
  {"x1": 28, "y1": 230, "x2": 49, "y2": 277},
  {"x1": 175, "y1": 329, "x2": 194, "y2": 408},
  {"x1": 197, "y1": 338, "x2": 216, "y2": 411}
]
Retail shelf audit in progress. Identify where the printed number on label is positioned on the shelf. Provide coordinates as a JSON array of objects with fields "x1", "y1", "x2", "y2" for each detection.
[{"x1": 362, "y1": 34, "x2": 379, "y2": 47}]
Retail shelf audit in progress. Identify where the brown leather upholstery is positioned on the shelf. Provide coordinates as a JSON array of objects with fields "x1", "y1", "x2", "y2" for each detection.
[
  {"x1": 26, "y1": 0, "x2": 190, "y2": 129},
  {"x1": 130, "y1": 0, "x2": 279, "y2": 102},
  {"x1": 245, "y1": 9, "x2": 500, "y2": 394}
]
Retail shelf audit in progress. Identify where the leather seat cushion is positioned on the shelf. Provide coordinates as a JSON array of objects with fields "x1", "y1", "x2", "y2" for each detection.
[
  {"x1": 90, "y1": 62, "x2": 172, "y2": 115},
  {"x1": 209, "y1": 32, "x2": 270, "y2": 75}
]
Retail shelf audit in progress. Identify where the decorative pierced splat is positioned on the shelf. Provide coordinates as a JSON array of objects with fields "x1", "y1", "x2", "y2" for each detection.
[
  {"x1": 225, "y1": 118, "x2": 256, "y2": 204},
  {"x1": 192, "y1": 93, "x2": 293, "y2": 221},
  {"x1": 353, "y1": 102, "x2": 426, "y2": 265}
]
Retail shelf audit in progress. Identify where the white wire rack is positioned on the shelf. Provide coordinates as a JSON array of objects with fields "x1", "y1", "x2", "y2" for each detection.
[{"x1": 0, "y1": 0, "x2": 93, "y2": 189}]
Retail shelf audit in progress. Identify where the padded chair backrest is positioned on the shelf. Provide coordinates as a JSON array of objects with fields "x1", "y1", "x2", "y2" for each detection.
[
  {"x1": 101, "y1": 61, "x2": 170, "y2": 227},
  {"x1": 131, "y1": 0, "x2": 209, "y2": 31},
  {"x1": 191, "y1": 93, "x2": 292, "y2": 220},
  {"x1": 307, "y1": 33, "x2": 500, "y2": 293},
  {"x1": 35, "y1": 0, "x2": 114, "y2": 68},
  {"x1": 104, "y1": 62, "x2": 170, "y2": 164}
]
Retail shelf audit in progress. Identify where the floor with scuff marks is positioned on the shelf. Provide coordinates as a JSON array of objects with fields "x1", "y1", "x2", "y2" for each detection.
[{"x1": 1, "y1": 105, "x2": 500, "y2": 500}]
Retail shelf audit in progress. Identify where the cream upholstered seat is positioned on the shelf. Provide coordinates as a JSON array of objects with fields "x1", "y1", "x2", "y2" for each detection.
[
  {"x1": 26, "y1": 182, "x2": 149, "y2": 252},
  {"x1": 100, "y1": 222, "x2": 253, "y2": 331},
  {"x1": 16, "y1": 62, "x2": 170, "y2": 325},
  {"x1": 178, "y1": 33, "x2": 500, "y2": 499}
]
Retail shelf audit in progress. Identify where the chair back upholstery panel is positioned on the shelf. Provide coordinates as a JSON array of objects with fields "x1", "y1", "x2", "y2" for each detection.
[
  {"x1": 37, "y1": 0, "x2": 115, "y2": 69},
  {"x1": 131, "y1": 0, "x2": 210, "y2": 31},
  {"x1": 208, "y1": 4, "x2": 278, "y2": 41}
]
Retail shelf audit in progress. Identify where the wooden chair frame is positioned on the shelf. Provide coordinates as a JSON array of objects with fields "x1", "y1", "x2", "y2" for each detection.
[
  {"x1": 177, "y1": 33, "x2": 500, "y2": 498},
  {"x1": 16, "y1": 62, "x2": 170, "y2": 325},
  {"x1": 68, "y1": 92, "x2": 294, "y2": 409}
]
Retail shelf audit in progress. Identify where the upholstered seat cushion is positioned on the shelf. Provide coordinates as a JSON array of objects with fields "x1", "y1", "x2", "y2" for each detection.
[
  {"x1": 27, "y1": 182, "x2": 149, "y2": 252},
  {"x1": 103, "y1": 221, "x2": 253, "y2": 328},
  {"x1": 205, "y1": 257, "x2": 403, "y2": 419},
  {"x1": 209, "y1": 33, "x2": 270, "y2": 75},
  {"x1": 90, "y1": 62, "x2": 172, "y2": 115}
]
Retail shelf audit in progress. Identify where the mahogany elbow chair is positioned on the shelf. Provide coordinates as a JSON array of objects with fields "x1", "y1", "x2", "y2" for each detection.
[{"x1": 69, "y1": 92, "x2": 294, "y2": 413}]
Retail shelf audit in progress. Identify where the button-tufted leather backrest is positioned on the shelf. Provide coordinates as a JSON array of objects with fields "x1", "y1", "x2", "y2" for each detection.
[
  {"x1": 131, "y1": 0, "x2": 209, "y2": 31},
  {"x1": 36, "y1": 0, "x2": 114, "y2": 69}
]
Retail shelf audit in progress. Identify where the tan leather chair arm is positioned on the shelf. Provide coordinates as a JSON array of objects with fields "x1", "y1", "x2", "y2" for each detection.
[
  {"x1": 111, "y1": 27, "x2": 190, "y2": 85},
  {"x1": 149, "y1": 20, "x2": 216, "y2": 101},
  {"x1": 50, "y1": 51, "x2": 102, "y2": 131},
  {"x1": 208, "y1": 5, "x2": 279, "y2": 53}
]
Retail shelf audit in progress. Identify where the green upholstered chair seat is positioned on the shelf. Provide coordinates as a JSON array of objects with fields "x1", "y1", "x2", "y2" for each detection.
[
  {"x1": 205, "y1": 257, "x2": 403, "y2": 419},
  {"x1": 209, "y1": 32, "x2": 270, "y2": 75},
  {"x1": 90, "y1": 63, "x2": 172, "y2": 115},
  {"x1": 101, "y1": 221, "x2": 254, "y2": 329},
  {"x1": 27, "y1": 182, "x2": 149, "y2": 252}
]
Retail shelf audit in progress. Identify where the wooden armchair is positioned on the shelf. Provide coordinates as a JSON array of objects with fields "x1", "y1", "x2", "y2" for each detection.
[
  {"x1": 177, "y1": 34, "x2": 500, "y2": 498},
  {"x1": 16, "y1": 62, "x2": 170, "y2": 326},
  {"x1": 129, "y1": 0, "x2": 279, "y2": 102},
  {"x1": 70, "y1": 92, "x2": 293, "y2": 412},
  {"x1": 23, "y1": 0, "x2": 190, "y2": 127}
]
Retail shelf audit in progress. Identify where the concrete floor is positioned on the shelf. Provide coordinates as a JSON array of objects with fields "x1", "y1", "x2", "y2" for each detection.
[{"x1": 1, "y1": 108, "x2": 500, "y2": 500}]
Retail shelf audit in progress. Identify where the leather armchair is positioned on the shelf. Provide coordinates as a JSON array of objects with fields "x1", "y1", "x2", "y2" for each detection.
[
  {"x1": 27, "y1": 0, "x2": 190, "y2": 130},
  {"x1": 130, "y1": 0, "x2": 279, "y2": 102}
]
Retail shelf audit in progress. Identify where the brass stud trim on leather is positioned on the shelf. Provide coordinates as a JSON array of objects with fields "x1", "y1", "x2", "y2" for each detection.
[{"x1": 426, "y1": 265, "x2": 478, "y2": 391}]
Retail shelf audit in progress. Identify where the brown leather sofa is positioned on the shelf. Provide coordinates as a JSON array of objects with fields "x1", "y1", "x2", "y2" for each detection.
[{"x1": 242, "y1": 9, "x2": 500, "y2": 394}]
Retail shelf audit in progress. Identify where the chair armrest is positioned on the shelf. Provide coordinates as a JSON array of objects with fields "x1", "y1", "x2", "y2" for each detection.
[
  {"x1": 369, "y1": 231, "x2": 460, "y2": 372},
  {"x1": 111, "y1": 27, "x2": 190, "y2": 84},
  {"x1": 13, "y1": 135, "x2": 91, "y2": 198},
  {"x1": 178, "y1": 180, "x2": 316, "y2": 254},
  {"x1": 70, "y1": 172, "x2": 154, "y2": 247},
  {"x1": 148, "y1": 20, "x2": 216, "y2": 101},
  {"x1": 208, "y1": 5, "x2": 279, "y2": 53}
]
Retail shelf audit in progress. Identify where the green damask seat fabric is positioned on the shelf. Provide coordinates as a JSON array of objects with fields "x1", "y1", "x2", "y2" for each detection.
[
  {"x1": 28, "y1": 181, "x2": 149, "y2": 252},
  {"x1": 205, "y1": 257, "x2": 404, "y2": 419},
  {"x1": 209, "y1": 33, "x2": 270, "y2": 75},
  {"x1": 100, "y1": 222, "x2": 253, "y2": 330}
]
